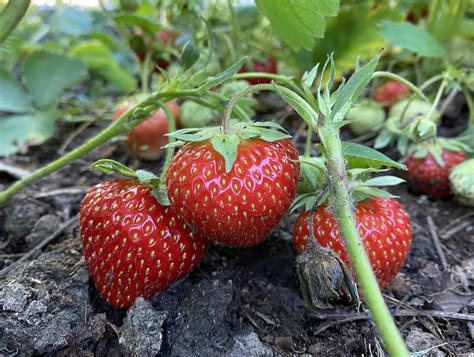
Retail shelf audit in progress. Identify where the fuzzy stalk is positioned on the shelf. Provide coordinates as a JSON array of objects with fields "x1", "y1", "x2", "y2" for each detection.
[
  {"x1": 0, "y1": 0, "x2": 30, "y2": 44},
  {"x1": 318, "y1": 125, "x2": 409, "y2": 356},
  {"x1": 0, "y1": 89, "x2": 199, "y2": 204}
]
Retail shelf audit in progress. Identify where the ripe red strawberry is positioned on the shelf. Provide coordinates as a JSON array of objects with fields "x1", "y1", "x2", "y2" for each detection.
[
  {"x1": 114, "y1": 100, "x2": 180, "y2": 161},
  {"x1": 293, "y1": 197, "x2": 412, "y2": 288},
  {"x1": 166, "y1": 138, "x2": 299, "y2": 246},
  {"x1": 373, "y1": 80, "x2": 410, "y2": 106},
  {"x1": 239, "y1": 56, "x2": 278, "y2": 85},
  {"x1": 406, "y1": 149, "x2": 466, "y2": 200},
  {"x1": 80, "y1": 179, "x2": 207, "y2": 309}
]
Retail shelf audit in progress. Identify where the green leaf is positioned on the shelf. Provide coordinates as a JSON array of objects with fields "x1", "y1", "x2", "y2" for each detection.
[
  {"x1": 0, "y1": 66, "x2": 32, "y2": 113},
  {"x1": 49, "y1": 7, "x2": 93, "y2": 35},
  {"x1": 180, "y1": 42, "x2": 200, "y2": 71},
  {"x1": 91, "y1": 159, "x2": 138, "y2": 177},
  {"x1": 0, "y1": 109, "x2": 58, "y2": 156},
  {"x1": 256, "y1": 0, "x2": 339, "y2": 51},
  {"x1": 363, "y1": 175, "x2": 405, "y2": 187},
  {"x1": 302, "y1": 63, "x2": 319, "y2": 88},
  {"x1": 211, "y1": 134, "x2": 241, "y2": 173},
  {"x1": 114, "y1": 14, "x2": 161, "y2": 34},
  {"x1": 374, "y1": 129, "x2": 393, "y2": 149},
  {"x1": 152, "y1": 185, "x2": 171, "y2": 206},
  {"x1": 379, "y1": 20, "x2": 446, "y2": 58},
  {"x1": 135, "y1": 169, "x2": 160, "y2": 185},
  {"x1": 203, "y1": 57, "x2": 248, "y2": 89},
  {"x1": 24, "y1": 51, "x2": 87, "y2": 109},
  {"x1": 353, "y1": 186, "x2": 398, "y2": 199},
  {"x1": 343, "y1": 142, "x2": 405, "y2": 170},
  {"x1": 331, "y1": 54, "x2": 380, "y2": 122},
  {"x1": 308, "y1": 5, "x2": 402, "y2": 79},
  {"x1": 273, "y1": 84, "x2": 318, "y2": 128},
  {"x1": 246, "y1": 127, "x2": 291, "y2": 142},
  {"x1": 69, "y1": 41, "x2": 136, "y2": 93}
]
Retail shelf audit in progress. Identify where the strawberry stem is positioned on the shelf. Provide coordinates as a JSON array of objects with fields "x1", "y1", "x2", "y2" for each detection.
[
  {"x1": 0, "y1": 89, "x2": 200, "y2": 204},
  {"x1": 0, "y1": 0, "x2": 30, "y2": 44},
  {"x1": 372, "y1": 71, "x2": 427, "y2": 102},
  {"x1": 319, "y1": 124, "x2": 409, "y2": 356}
]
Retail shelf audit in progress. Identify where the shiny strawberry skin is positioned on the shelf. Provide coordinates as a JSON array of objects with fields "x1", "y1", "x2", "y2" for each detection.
[
  {"x1": 373, "y1": 80, "x2": 410, "y2": 106},
  {"x1": 80, "y1": 179, "x2": 207, "y2": 309},
  {"x1": 406, "y1": 150, "x2": 466, "y2": 200},
  {"x1": 293, "y1": 197, "x2": 412, "y2": 288},
  {"x1": 166, "y1": 138, "x2": 300, "y2": 246},
  {"x1": 239, "y1": 57, "x2": 277, "y2": 85}
]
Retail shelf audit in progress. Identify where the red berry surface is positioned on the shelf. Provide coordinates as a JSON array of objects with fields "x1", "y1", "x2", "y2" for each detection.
[
  {"x1": 239, "y1": 57, "x2": 278, "y2": 85},
  {"x1": 113, "y1": 100, "x2": 180, "y2": 161},
  {"x1": 166, "y1": 138, "x2": 299, "y2": 246},
  {"x1": 80, "y1": 179, "x2": 207, "y2": 309},
  {"x1": 406, "y1": 150, "x2": 466, "y2": 200},
  {"x1": 373, "y1": 80, "x2": 410, "y2": 106},
  {"x1": 293, "y1": 197, "x2": 412, "y2": 288}
]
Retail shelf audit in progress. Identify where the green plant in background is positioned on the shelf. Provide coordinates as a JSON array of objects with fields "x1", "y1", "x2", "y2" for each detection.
[{"x1": 0, "y1": 51, "x2": 86, "y2": 155}]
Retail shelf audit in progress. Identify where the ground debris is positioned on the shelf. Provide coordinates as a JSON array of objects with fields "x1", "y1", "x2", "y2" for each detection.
[
  {"x1": 0, "y1": 238, "x2": 101, "y2": 355},
  {"x1": 119, "y1": 297, "x2": 167, "y2": 356}
]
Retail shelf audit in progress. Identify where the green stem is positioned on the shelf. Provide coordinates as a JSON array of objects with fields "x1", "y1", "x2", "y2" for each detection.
[
  {"x1": 426, "y1": 78, "x2": 448, "y2": 123},
  {"x1": 372, "y1": 71, "x2": 427, "y2": 102},
  {"x1": 157, "y1": 101, "x2": 176, "y2": 181},
  {"x1": 304, "y1": 126, "x2": 313, "y2": 158},
  {"x1": 0, "y1": 0, "x2": 30, "y2": 44},
  {"x1": 232, "y1": 72, "x2": 304, "y2": 97},
  {"x1": 141, "y1": 51, "x2": 153, "y2": 93},
  {"x1": 318, "y1": 125, "x2": 409, "y2": 357},
  {"x1": 0, "y1": 89, "x2": 199, "y2": 204}
]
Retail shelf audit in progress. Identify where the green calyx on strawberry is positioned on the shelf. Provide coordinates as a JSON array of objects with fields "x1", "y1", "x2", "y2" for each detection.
[
  {"x1": 346, "y1": 99, "x2": 386, "y2": 136},
  {"x1": 165, "y1": 119, "x2": 300, "y2": 246},
  {"x1": 449, "y1": 159, "x2": 474, "y2": 206},
  {"x1": 375, "y1": 98, "x2": 439, "y2": 154},
  {"x1": 80, "y1": 160, "x2": 208, "y2": 309},
  {"x1": 406, "y1": 138, "x2": 469, "y2": 200}
]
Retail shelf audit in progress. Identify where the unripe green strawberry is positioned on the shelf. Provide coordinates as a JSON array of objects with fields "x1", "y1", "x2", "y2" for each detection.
[
  {"x1": 389, "y1": 99, "x2": 435, "y2": 122},
  {"x1": 179, "y1": 101, "x2": 219, "y2": 128},
  {"x1": 449, "y1": 159, "x2": 474, "y2": 206},
  {"x1": 347, "y1": 100, "x2": 385, "y2": 136}
]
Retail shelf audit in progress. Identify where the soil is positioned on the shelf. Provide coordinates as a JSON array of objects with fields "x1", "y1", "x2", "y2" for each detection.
[{"x1": 0, "y1": 106, "x2": 473, "y2": 356}]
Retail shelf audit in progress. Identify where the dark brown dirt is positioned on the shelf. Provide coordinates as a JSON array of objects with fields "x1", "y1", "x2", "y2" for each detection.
[{"x1": 0, "y1": 116, "x2": 473, "y2": 356}]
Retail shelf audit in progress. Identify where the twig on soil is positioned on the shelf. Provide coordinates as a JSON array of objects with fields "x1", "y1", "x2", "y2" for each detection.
[
  {"x1": 59, "y1": 115, "x2": 103, "y2": 153},
  {"x1": 32, "y1": 187, "x2": 90, "y2": 199},
  {"x1": 311, "y1": 309, "x2": 474, "y2": 335},
  {"x1": 427, "y1": 216, "x2": 448, "y2": 270},
  {"x1": 0, "y1": 215, "x2": 79, "y2": 278},
  {"x1": 440, "y1": 212, "x2": 474, "y2": 240},
  {"x1": 0, "y1": 162, "x2": 31, "y2": 179}
]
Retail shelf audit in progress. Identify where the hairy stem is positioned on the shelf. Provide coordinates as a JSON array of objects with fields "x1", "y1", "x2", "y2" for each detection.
[
  {"x1": 372, "y1": 71, "x2": 427, "y2": 102},
  {"x1": 0, "y1": 0, "x2": 30, "y2": 44},
  {"x1": 232, "y1": 72, "x2": 304, "y2": 97},
  {"x1": 318, "y1": 125, "x2": 409, "y2": 356},
  {"x1": 0, "y1": 89, "x2": 199, "y2": 204}
]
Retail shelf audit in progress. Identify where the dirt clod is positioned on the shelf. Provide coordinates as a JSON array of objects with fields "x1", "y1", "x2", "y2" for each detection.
[{"x1": 119, "y1": 297, "x2": 167, "y2": 356}]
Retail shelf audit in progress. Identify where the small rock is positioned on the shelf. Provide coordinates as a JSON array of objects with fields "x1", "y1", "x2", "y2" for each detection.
[
  {"x1": 4, "y1": 201, "x2": 47, "y2": 242},
  {"x1": 228, "y1": 332, "x2": 273, "y2": 357},
  {"x1": 0, "y1": 283, "x2": 30, "y2": 312},
  {"x1": 119, "y1": 298, "x2": 167, "y2": 356},
  {"x1": 24, "y1": 214, "x2": 62, "y2": 249}
]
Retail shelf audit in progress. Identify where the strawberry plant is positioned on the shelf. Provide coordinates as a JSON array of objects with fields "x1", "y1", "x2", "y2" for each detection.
[{"x1": 449, "y1": 159, "x2": 474, "y2": 206}]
